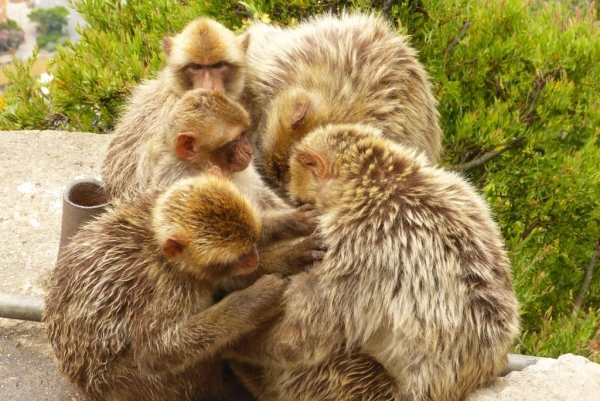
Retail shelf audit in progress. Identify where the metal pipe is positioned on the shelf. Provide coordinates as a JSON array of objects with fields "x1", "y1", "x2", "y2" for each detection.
[
  {"x1": 0, "y1": 293, "x2": 44, "y2": 322},
  {"x1": 0, "y1": 293, "x2": 550, "y2": 375},
  {"x1": 501, "y1": 353, "x2": 547, "y2": 376}
]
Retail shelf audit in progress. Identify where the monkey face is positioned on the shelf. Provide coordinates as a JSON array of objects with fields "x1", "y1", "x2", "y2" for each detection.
[
  {"x1": 184, "y1": 62, "x2": 231, "y2": 92},
  {"x1": 215, "y1": 129, "x2": 253, "y2": 173},
  {"x1": 173, "y1": 89, "x2": 252, "y2": 173},
  {"x1": 152, "y1": 175, "x2": 261, "y2": 281},
  {"x1": 164, "y1": 18, "x2": 247, "y2": 99}
]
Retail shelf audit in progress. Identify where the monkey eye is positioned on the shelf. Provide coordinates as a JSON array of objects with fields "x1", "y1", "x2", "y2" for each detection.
[
  {"x1": 189, "y1": 63, "x2": 203, "y2": 70},
  {"x1": 211, "y1": 61, "x2": 226, "y2": 69}
]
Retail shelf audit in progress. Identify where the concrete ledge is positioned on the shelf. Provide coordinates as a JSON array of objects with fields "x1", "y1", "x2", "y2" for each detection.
[{"x1": 0, "y1": 130, "x2": 110, "y2": 400}]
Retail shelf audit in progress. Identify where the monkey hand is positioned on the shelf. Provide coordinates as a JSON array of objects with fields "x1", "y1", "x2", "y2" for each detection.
[
  {"x1": 289, "y1": 203, "x2": 320, "y2": 236},
  {"x1": 286, "y1": 230, "x2": 327, "y2": 272},
  {"x1": 240, "y1": 273, "x2": 289, "y2": 321}
]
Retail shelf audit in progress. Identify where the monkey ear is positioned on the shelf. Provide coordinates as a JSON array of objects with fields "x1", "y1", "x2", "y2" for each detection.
[
  {"x1": 291, "y1": 100, "x2": 310, "y2": 130},
  {"x1": 295, "y1": 147, "x2": 328, "y2": 179},
  {"x1": 175, "y1": 132, "x2": 199, "y2": 161},
  {"x1": 162, "y1": 36, "x2": 173, "y2": 56},
  {"x1": 163, "y1": 235, "x2": 190, "y2": 258},
  {"x1": 207, "y1": 165, "x2": 224, "y2": 177},
  {"x1": 239, "y1": 32, "x2": 250, "y2": 52}
]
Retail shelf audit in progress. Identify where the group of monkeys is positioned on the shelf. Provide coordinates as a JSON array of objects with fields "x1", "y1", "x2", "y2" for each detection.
[{"x1": 43, "y1": 12, "x2": 520, "y2": 401}]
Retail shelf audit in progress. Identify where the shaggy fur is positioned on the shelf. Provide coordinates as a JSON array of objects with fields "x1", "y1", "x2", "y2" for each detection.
[
  {"x1": 229, "y1": 124, "x2": 520, "y2": 401},
  {"x1": 102, "y1": 18, "x2": 248, "y2": 200},
  {"x1": 241, "y1": 12, "x2": 443, "y2": 188},
  {"x1": 135, "y1": 89, "x2": 323, "y2": 278},
  {"x1": 44, "y1": 175, "x2": 286, "y2": 401}
]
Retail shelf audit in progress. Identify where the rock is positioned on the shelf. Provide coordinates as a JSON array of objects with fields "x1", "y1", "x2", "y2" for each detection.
[{"x1": 467, "y1": 354, "x2": 600, "y2": 401}]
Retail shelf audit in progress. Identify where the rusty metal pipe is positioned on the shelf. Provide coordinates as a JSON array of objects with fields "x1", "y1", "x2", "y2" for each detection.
[{"x1": 0, "y1": 293, "x2": 44, "y2": 322}]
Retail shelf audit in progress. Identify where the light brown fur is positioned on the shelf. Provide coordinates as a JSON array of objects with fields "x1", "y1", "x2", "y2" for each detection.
[
  {"x1": 228, "y1": 124, "x2": 520, "y2": 401},
  {"x1": 136, "y1": 89, "x2": 324, "y2": 279},
  {"x1": 102, "y1": 17, "x2": 248, "y2": 200},
  {"x1": 44, "y1": 175, "x2": 286, "y2": 401},
  {"x1": 241, "y1": 12, "x2": 443, "y2": 189}
]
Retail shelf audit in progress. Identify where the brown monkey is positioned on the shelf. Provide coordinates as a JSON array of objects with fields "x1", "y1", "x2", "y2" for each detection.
[
  {"x1": 102, "y1": 17, "x2": 248, "y2": 200},
  {"x1": 137, "y1": 88, "x2": 323, "y2": 277},
  {"x1": 228, "y1": 124, "x2": 520, "y2": 401},
  {"x1": 241, "y1": 12, "x2": 442, "y2": 189},
  {"x1": 44, "y1": 173, "x2": 287, "y2": 401}
]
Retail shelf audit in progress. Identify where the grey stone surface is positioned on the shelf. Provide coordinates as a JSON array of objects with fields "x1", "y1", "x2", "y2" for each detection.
[
  {"x1": 0, "y1": 130, "x2": 110, "y2": 401},
  {"x1": 468, "y1": 353, "x2": 600, "y2": 401}
]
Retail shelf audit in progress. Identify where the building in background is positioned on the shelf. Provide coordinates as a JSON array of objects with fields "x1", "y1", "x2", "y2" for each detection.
[{"x1": 0, "y1": 0, "x2": 7, "y2": 23}]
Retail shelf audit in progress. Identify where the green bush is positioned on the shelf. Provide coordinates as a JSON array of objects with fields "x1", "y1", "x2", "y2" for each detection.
[
  {"x1": 29, "y1": 6, "x2": 70, "y2": 35},
  {"x1": 0, "y1": 18, "x2": 22, "y2": 31},
  {"x1": 36, "y1": 31, "x2": 66, "y2": 51},
  {"x1": 1, "y1": 0, "x2": 599, "y2": 361}
]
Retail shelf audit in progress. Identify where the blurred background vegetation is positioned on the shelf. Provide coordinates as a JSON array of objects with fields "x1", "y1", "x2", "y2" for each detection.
[{"x1": 0, "y1": 0, "x2": 599, "y2": 361}]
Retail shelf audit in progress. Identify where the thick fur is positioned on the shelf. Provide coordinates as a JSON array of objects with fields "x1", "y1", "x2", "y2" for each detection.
[
  {"x1": 44, "y1": 175, "x2": 286, "y2": 401},
  {"x1": 102, "y1": 18, "x2": 247, "y2": 200},
  {"x1": 241, "y1": 12, "x2": 442, "y2": 188},
  {"x1": 136, "y1": 89, "x2": 253, "y2": 194},
  {"x1": 229, "y1": 124, "x2": 520, "y2": 401},
  {"x1": 134, "y1": 89, "x2": 322, "y2": 279}
]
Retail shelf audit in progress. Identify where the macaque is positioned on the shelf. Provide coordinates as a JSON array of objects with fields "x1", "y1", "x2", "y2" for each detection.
[
  {"x1": 240, "y1": 12, "x2": 442, "y2": 189},
  {"x1": 137, "y1": 89, "x2": 323, "y2": 277},
  {"x1": 102, "y1": 17, "x2": 249, "y2": 200},
  {"x1": 228, "y1": 124, "x2": 520, "y2": 401},
  {"x1": 44, "y1": 173, "x2": 287, "y2": 401}
]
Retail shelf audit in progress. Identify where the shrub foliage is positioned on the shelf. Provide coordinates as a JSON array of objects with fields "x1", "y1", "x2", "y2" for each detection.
[{"x1": 1, "y1": 0, "x2": 599, "y2": 360}]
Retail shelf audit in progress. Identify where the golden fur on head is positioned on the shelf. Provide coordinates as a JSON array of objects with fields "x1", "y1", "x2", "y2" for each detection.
[
  {"x1": 288, "y1": 123, "x2": 384, "y2": 209},
  {"x1": 164, "y1": 17, "x2": 247, "y2": 97},
  {"x1": 242, "y1": 11, "x2": 442, "y2": 188},
  {"x1": 262, "y1": 122, "x2": 519, "y2": 401},
  {"x1": 152, "y1": 175, "x2": 261, "y2": 269},
  {"x1": 170, "y1": 88, "x2": 251, "y2": 150},
  {"x1": 102, "y1": 17, "x2": 249, "y2": 201}
]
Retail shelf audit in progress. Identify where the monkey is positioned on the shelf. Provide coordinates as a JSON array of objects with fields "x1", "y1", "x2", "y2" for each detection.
[
  {"x1": 226, "y1": 124, "x2": 520, "y2": 401},
  {"x1": 240, "y1": 11, "x2": 443, "y2": 190},
  {"x1": 136, "y1": 88, "x2": 324, "y2": 278},
  {"x1": 102, "y1": 17, "x2": 249, "y2": 200},
  {"x1": 44, "y1": 172, "x2": 289, "y2": 401}
]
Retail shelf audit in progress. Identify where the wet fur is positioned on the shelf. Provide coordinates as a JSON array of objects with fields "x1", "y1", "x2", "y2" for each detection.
[
  {"x1": 44, "y1": 176, "x2": 284, "y2": 401},
  {"x1": 241, "y1": 12, "x2": 443, "y2": 188},
  {"x1": 102, "y1": 18, "x2": 247, "y2": 200},
  {"x1": 229, "y1": 125, "x2": 520, "y2": 401}
]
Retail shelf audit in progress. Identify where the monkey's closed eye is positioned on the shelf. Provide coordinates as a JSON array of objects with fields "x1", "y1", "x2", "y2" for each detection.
[
  {"x1": 211, "y1": 61, "x2": 226, "y2": 69},
  {"x1": 233, "y1": 132, "x2": 247, "y2": 142},
  {"x1": 189, "y1": 63, "x2": 203, "y2": 70}
]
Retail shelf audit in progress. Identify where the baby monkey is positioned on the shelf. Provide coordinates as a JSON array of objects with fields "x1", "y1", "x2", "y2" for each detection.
[
  {"x1": 45, "y1": 172, "x2": 287, "y2": 401},
  {"x1": 138, "y1": 89, "x2": 323, "y2": 278},
  {"x1": 137, "y1": 88, "x2": 255, "y2": 190}
]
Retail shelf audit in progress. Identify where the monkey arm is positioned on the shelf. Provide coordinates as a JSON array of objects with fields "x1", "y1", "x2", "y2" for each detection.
[
  {"x1": 226, "y1": 272, "x2": 344, "y2": 368},
  {"x1": 135, "y1": 274, "x2": 286, "y2": 375},
  {"x1": 258, "y1": 232, "x2": 326, "y2": 277},
  {"x1": 259, "y1": 204, "x2": 319, "y2": 245},
  {"x1": 216, "y1": 235, "x2": 325, "y2": 293}
]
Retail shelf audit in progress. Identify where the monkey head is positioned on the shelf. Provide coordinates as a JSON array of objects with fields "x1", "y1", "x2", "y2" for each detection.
[
  {"x1": 288, "y1": 123, "x2": 390, "y2": 211},
  {"x1": 152, "y1": 173, "x2": 261, "y2": 281},
  {"x1": 262, "y1": 87, "x2": 327, "y2": 188},
  {"x1": 171, "y1": 89, "x2": 253, "y2": 174},
  {"x1": 163, "y1": 18, "x2": 249, "y2": 98}
]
